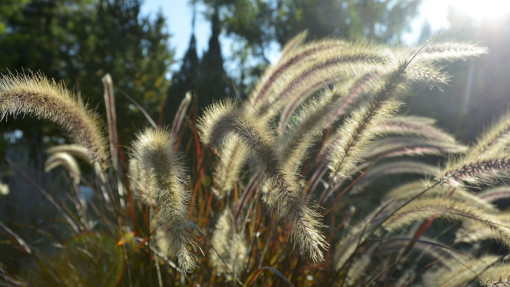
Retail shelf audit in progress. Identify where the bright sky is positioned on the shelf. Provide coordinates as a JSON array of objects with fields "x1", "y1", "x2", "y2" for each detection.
[
  {"x1": 404, "y1": 0, "x2": 510, "y2": 43},
  {"x1": 141, "y1": 0, "x2": 510, "y2": 72},
  {"x1": 141, "y1": 0, "x2": 211, "y2": 72}
]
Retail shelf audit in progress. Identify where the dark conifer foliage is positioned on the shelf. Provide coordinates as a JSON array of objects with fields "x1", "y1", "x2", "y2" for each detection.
[
  {"x1": 0, "y1": 0, "x2": 173, "y2": 144},
  {"x1": 163, "y1": 12, "x2": 200, "y2": 124},
  {"x1": 197, "y1": 5, "x2": 230, "y2": 110},
  {"x1": 164, "y1": 4, "x2": 230, "y2": 124}
]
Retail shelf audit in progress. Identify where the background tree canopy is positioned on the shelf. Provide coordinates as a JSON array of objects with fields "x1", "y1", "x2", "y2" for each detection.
[
  {"x1": 196, "y1": 0, "x2": 421, "y2": 90},
  {"x1": 0, "y1": 0, "x2": 173, "y2": 160},
  {"x1": 0, "y1": 0, "x2": 424, "y2": 150},
  {"x1": 162, "y1": 0, "x2": 422, "y2": 119}
]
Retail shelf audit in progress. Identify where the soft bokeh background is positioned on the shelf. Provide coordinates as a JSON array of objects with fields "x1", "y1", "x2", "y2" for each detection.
[{"x1": 1, "y1": 0, "x2": 510, "y2": 282}]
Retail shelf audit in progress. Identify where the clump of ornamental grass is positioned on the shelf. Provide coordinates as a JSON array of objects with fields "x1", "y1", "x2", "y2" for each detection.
[
  {"x1": 198, "y1": 100, "x2": 328, "y2": 262},
  {"x1": 333, "y1": 108, "x2": 510, "y2": 286},
  {"x1": 4, "y1": 33, "x2": 509, "y2": 287},
  {"x1": 197, "y1": 34, "x2": 490, "y2": 281}
]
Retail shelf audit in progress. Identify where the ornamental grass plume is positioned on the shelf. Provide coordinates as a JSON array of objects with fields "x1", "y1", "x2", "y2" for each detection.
[
  {"x1": 325, "y1": 59, "x2": 448, "y2": 184},
  {"x1": 385, "y1": 180, "x2": 496, "y2": 211},
  {"x1": 44, "y1": 152, "x2": 81, "y2": 184},
  {"x1": 249, "y1": 38, "x2": 349, "y2": 108},
  {"x1": 278, "y1": 88, "x2": 336, "y2": 174},
  {"x1": 0, "y1": 73, "x2": 107, "y2": 163},
  {"x1": 440, "y1": 108, "x2": 510, "y2": 187},
  {"x1": 383, "y1": 198, "x2": 510, "y2": 248},
  {"x1": 46, "y1": 144, "x2": 92, "y2": 163},
  {"x1": 479, "y1": 185, "x2": 510, "y2": 202},
  {"x1": 257, "y1": 42, "x2": 388, "y2": 124},
  {"x1": 441, "y1": 157, "x2": 510, "y2": 187},
  {"x1": 129, "y1": 127, "x2": 198, "y2": 272},
  {"x1": 210, "y1": 208, "x2": 248, "y2": 281},
  {"x1": 422, "y1": 255, "x2": 500, "y2": 286},
  {"x1": 212, "y1": 136, "x2": 247, "y2": 198},
  {"x1": 478, "y1": 263, "x2": 510, "y2": 287},
  {"x1": 372, "y1": 116, "x2": 456, "y2": 142}
]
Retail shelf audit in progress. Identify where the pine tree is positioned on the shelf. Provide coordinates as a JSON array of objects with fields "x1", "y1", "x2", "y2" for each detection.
[
  {"x1": 197, "y1": 4, "x2": 229, "y2": 110},
  {"x1": 163, "y1": 5, "x2": 231, "y2": 123},
  {"x1": 163, "y1": 10, "x2": 200, "y2": 124}
]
